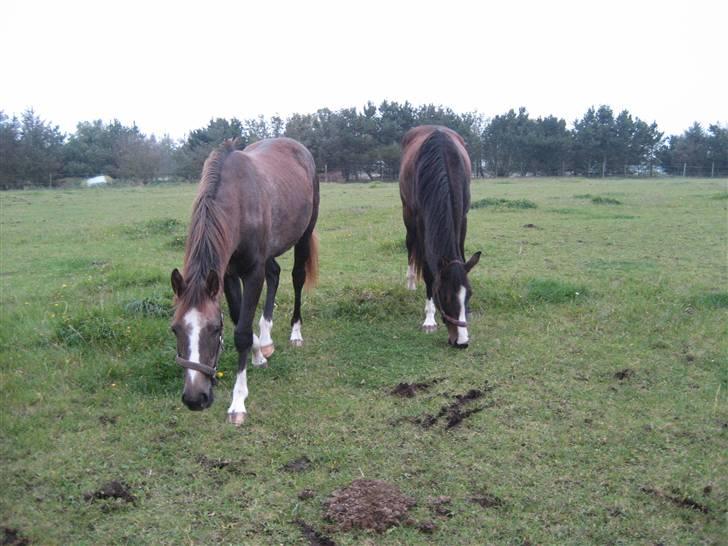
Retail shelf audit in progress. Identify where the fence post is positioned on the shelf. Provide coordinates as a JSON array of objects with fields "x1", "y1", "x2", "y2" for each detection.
[
  {"x1": 711, "y1": 161, "x2": 715, "y2": 178},
  {"x1": 682, "y1": 163, "x2": 687, "y2": 177}
]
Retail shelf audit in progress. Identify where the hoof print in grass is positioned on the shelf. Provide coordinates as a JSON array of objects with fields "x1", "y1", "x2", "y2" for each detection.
[
  {"x1": 469, "y1": 491, "x2": 504, "y2": 509},
  {"x1": 614, "y1": 368, "x2": 634, "y2": 380},
  {"x1": 391, "y1": 378, "x2": 442, "y2": 398},
  {"x1": 2, "y1": 527, "x2": 30, "y2": 546},
  {"x1": 417, "y1": 520, "x2": 438, "y2": 534},
  {"x1": 84, "y1": 480, "x2": 136, "y2": 504},
  {"x1": 283, "y1": 456, "x2": 311, "y2": 473},
  {"x1": 294, "y1": 520, "x2": 336, "y2": 546}
]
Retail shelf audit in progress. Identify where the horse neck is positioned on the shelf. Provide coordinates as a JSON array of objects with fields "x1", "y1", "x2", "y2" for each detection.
[{"x1": 182, "y1": 195, "x2": 234, "y2": 288}]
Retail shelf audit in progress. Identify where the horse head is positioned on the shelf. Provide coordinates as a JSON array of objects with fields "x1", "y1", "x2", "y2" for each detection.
[
  {"x1": 170, "y1": 268, "x2": 223, "y2": 411},
  {"x1": 436, "y1": 252, "x2": 481, "y2": 348}
]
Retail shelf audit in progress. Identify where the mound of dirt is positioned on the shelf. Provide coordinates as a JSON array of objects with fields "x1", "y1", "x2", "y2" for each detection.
[
  {"x1": 325, "y1": 479, "x2": 415, "y2": 533},
  {"x1": 83, "y1": 480, "x2": 135, "y2": 504}
]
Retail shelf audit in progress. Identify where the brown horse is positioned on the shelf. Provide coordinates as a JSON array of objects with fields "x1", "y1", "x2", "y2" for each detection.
[
  {"x1": 170, "y1": 137, "x2": 319, "y2": 425},
  {"x1": 399, "y1": 125, "x2": 480, "y2": 347}
]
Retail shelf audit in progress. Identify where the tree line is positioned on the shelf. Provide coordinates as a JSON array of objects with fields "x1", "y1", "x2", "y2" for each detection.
[{"x1": 1, "y1": 103, "x2": 726, "y2": 188}]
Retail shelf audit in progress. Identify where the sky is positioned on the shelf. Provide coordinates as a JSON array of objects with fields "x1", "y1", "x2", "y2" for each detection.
[{"x1": 2, "y1": 0, "x2": 726, "y2": 140}]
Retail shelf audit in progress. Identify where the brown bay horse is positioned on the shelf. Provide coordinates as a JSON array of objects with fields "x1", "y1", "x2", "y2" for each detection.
[
  {"x1": 170, "y1": 137, "x2": 319, "y2": 425},
  {"x1": 399, "y1": 125, "x2": 481, "y2": 347}
]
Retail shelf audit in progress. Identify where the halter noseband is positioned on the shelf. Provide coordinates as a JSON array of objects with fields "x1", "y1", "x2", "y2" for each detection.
[{"x1": 176, "y1": 313, "x2": 224, "y2": 383}]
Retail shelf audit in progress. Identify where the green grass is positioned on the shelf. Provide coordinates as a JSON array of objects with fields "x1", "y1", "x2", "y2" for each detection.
[
  {"x1": 1, "y1": 178, "x2": 727, "y2": 545},
  {"x1": 471, "y1": 197, "x2": 538, "y2": 209}
]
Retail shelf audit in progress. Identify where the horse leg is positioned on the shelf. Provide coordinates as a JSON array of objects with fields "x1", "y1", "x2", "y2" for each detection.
[
  {"x1": 227, "y1": 265, "x2": 265, "y2": 426},
  {"x1": 259, "y1": 258, "x2": 280, "y2": 358},
  {"x1": 421, "y1": 263, "x2": 437, "y2": 333},
  {"x1": 223, "y1": 272, "x2": 242, "y2": 324},
  {"x1": 405, "y1": 222, "x2": 417, "y2": 291},
  {"x1": 289, "y1": 237, "x2": 309, "y2": 347}
]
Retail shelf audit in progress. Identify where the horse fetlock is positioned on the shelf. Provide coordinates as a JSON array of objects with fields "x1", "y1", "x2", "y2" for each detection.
[{"x1": 289, "y1": 320, "x2": 303, "y2": 347}]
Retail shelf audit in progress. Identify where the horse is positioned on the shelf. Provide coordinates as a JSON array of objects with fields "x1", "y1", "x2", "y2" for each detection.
[
  {"x1": 399, "y1": 125, "x2": 481, "y2": 348},
  {"x1": 170, "y1": 137, "x2": 319, "y2": 425}
]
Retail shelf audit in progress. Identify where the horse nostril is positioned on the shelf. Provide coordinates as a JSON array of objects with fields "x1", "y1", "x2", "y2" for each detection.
[{"x1": 199, "y1": 392, "x2": 209, "y2": 406}]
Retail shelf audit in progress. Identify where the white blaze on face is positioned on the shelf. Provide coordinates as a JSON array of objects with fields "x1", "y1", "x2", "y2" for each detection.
[
  {"x1": 227, "y1": 368, "x2": 248, "y2": 415},
  {"x1": 183, "y1": 308, "x2": 204, "y2": 382},
  {"x1": 259, "y1": 316, "x2": 273, "y2": 347},
  {"x1": 456, "y1": 285, "x2": 469, "y2": 345},
  {"x1": 423, "y1": 298, "x2": 437, "y2": 328}
]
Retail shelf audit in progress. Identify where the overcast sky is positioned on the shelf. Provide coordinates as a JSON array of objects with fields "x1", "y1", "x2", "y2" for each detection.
[{"x1": 3, "y1": 0, "x2": 726, "y2": 140}]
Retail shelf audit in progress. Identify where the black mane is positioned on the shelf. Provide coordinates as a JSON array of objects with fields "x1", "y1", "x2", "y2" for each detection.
[{"x1": 414, "y1": 130, "x2": 467, "y2": 274}]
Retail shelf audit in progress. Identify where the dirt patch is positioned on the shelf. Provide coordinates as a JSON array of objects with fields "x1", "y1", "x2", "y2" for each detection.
[
  {"x1": 470, "y1": 491, "x2": 505, "y2": 508},
  {"x1": 298, "y1": 489, "x2": 315, "y2": 500},
  {"x1": 417, "y1": 385, "x2": 494, "y2": 429},
  {"x1": 614, "y1": 369, "x2": 634, "y2": 380},
  {"x1": 2, "y1": 528, "x2": 30, "y2": 546},
  {"x1": 98, "y1": 415, "x2": 117, "y2": 425},
  {"x1": 84, "y1": 480, "x2": 136, "y2": 504},
  {"x1": 428, "y1": 495, "x2": 453, "y2": 518},
  {"x1": 197, "y1": 454, "x2": 232, "y2": 470},
  {"x1": 641, "y1": 486, "x2": 709, "y2": 513},
  {"x1": 523, "y1": 223, "x2": 538, "y2": 228},
  {"x1": 391, "y1": 378, "x2": 442, "y2": 398},
  {"x1": 282, "y1": 456, "x2": 311, "y2": 473},
  {"x1": 294, "y1": 520, "x2": 336, "y2": 546},
  {"x1": 325, "y1": 479, "x2": 416, "y2": 533},
  {"x1": 417, "y1": 520, "x2": 438, "y2": 534}
]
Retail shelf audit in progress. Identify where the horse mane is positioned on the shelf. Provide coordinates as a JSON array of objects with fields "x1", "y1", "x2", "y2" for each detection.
[
  {"x1": 415, "y1": 130, "x2": 465, "y2": 274},
  {"x1": 179, "y1": 139, "x2": 239, "y2": 308}
]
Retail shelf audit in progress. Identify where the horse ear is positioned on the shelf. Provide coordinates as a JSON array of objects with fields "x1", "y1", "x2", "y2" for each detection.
[
  {"x1": 171, "y1": 268, "x2": 185, "y2": 296},
  {"x1": 465, "y1": 251, "x2": 482, "y2": 272},
  {"x1": 205, "y1": 270, "x2": 220, "y2": 298}
]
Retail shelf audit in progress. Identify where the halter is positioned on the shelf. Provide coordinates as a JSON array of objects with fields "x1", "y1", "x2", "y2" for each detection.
[
  {"x1": 176, "y1": 313, "x2": 224, "y2": 383},
  {"x1": 437, "y1": 258, "x2": 468, "y2": 328}
]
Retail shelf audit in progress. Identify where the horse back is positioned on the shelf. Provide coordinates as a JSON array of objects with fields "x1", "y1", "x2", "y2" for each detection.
[
  {"x1": 219, "y1": 138, "x2": 318, "y2": 258},
  {"x1": 399, "y1": 125, "x2": 471, "y2": 214}
]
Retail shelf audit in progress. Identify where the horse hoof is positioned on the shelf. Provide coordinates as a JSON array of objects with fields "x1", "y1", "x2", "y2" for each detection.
[
  {"x1": 227, "y1": 412, "x2": 247, "y2": 426},
  {"x1": 290, "y1": 339, "x2": 303, "y2": 348},
  {"x1": 261, "y1": 344, "x2": 275, "y2": 358},
  {"x1": 421, "y1": 324, "x2": 437, "y2": 333},
  {"x1": 252, "y1": 359, "x2": 268, "y2": 368}
]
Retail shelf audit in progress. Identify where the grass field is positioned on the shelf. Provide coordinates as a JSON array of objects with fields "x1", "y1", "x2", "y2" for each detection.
[{"x1": 1, "y1": 177, "x2": 727, "y2": 545}]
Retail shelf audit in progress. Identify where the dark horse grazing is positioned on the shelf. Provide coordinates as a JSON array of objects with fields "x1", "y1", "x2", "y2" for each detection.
[
  {"x1": 399, "y1": 125, "x2": 481, "y2": 348},
  {"x1": 170, "y1": 138, "x2": 319, "y2": 425}
]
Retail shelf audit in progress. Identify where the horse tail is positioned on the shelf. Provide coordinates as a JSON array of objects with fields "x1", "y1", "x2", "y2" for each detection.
[{"x1": 304, "y1": 228, "x2": 319, "y2": 290}]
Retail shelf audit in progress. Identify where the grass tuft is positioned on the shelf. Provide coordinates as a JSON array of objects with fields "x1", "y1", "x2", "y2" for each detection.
[
  {"x1": 590, "y1": 196, "x2": 622, "y2": 205},
  {"x1": 122, "y1": 217, "x2": 183, "y2": 239},
  {"x1": 471, "y1": 197, "x2": 537, "y2": 210},
  {"x1": 691, "y1": 291, "x2": 728, "y2": 309},
  {"x1": 124, "y1": 296, "x2": 173, "y2": 318},
  {"x1": 525, "y1": 278, "x2": 588, "y2": 304}
]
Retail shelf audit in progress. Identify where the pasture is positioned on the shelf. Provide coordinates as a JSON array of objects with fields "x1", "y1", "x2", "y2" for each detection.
[{"x1": 1, "y1": 177, "x2": 726, "y2": 545}]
